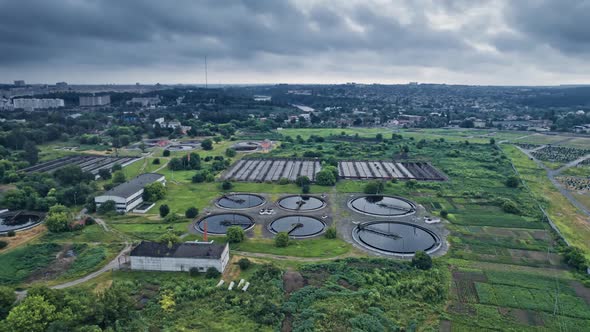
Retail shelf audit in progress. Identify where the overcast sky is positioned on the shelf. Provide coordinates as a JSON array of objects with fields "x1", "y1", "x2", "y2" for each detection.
[{"x1": 1, "y1": 0, "x2": 589, "y2": 85}]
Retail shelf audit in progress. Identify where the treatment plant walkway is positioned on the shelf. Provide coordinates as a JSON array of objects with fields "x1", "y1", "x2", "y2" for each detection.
[{"x1": 515, "y1": 146, "x2": 590, "y2": 218}]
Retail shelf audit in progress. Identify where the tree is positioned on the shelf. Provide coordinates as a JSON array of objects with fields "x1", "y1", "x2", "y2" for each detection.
[
  {"x1": 226, "y1": 226, "x2": 245, "y2": 243},
  {"x1": 0, "y1": 286, "x2": 16, "y2": 319},
  {"x1": 111, "y1": 163, "x2": 122, "y2": 172},
  {"x1": 275, "y1": 232, "x2": 289, "y2": 247},
  {"x1": 185, "y1": 207, "x2": 199, "y2": 218},
  {"x1": 315, "y1": 169, "x2": 336, "y2": 186},
  {"x1": 159, "y1": 204, "x2": 170, "y2": 217},
  {"x1": 45, "y1": 212, "x2": 70, "y2": 233},
  {"x1": 2, "y1": 295, "x2": 57, "y2": 332},
  {"x1": 221, "y1": 181, "x2": 233, "y2": 190},
  {"x1": 98, "y1": 168, "x2": 111, "y2": 180},
  {"x1": 412, "y1": 251, "x2": 432, "y2": 270},
  {"x1": 201, "y1": 139, "x2": 213, "y2": 150},
  {"x1": 23, "y1": 141, "x2": 39, "y2": 165},
  {"x1": 376, "y1": 133, "x2": 383, "y2": 141},
  {"x1": 152, "y1": 158, "x2": 161, "y2": 165},
  {"x1": 301, "y1": 184, "x2": 310, "y2": 194},
  {"x1": 505, "y1": 176, "x2": 520, "y2": 188},
  {"x1": 112, "y1": 171, "x2": 126, "y2": 184},
  {"x1": 325, "y1": 226, "x2": 337, "y2": 239},
  {"x1": 295, "y1": 175, "x2": 311, "y2": 187},
  {"x1": 364, "y1": 181, "x2": 384, "y2": 194},
  {"x1": 205, "y1": 267, "x2": 221, "y2": 278},
  {"x1": 163, "y1": 149, "x2": 171, "y2": 157},
  {"x1": 440, "y1": 210, "x2": 449, "y2": 218},
  {"x1": 562, "y1": 246, "x2": 588, "y2": 271},
  {"x1": 158, "y1": 231, "x2": 180, "y2": 247},
  {"x1": 489, "y1": 138, "x2": 496, "y2": 145},
  {"x1": 142, "y1": 181, "x2": 166, "y2": 202},
  {"x1": 97, "y1": 200, "x2": 116, "y2": 215},
  {"x1": 225, "y1": 148, "x2": 236, "y2": 157},
  {"x1": 238, "y1": 258, "x2": 251, "y2": 270},
  {"x1": 405, "y1": 179, "x2": 417, "y2": 189},
  {"x1": 97, "y1": 283, "x2": 133, "y2": 328}
]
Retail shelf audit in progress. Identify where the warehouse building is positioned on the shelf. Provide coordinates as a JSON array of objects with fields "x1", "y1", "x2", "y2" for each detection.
[
  {"x1": 94, "y1": 173, "x2": 165, "y2": 213},
  {"x1": 130, "y1": 241, "x2": 230, "y2": 273}
]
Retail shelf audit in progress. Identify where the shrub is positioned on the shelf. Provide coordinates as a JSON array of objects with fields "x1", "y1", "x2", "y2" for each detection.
[
  {"x1": 97, "y1": 200, "x2": 117, "y2": 215},
  {"x1": 405, "y1": 179, "x2": 417, "y2": 189},
  {"x1": 226, "y1": 226, "x2": 245, "y2": 243},
  {"x1": 301, "y1": 184, "x2": 310, "y2": 194},
  {"x1": 501, "y1": 199, "x2": 519, "y2": 214},
  {"x1": 325, "y1": 226, "x2": 337, "y2": 239},
  {"x1": 111, "y1": 163, "x2": 122, "y2": 172},
  {"x1": 412, "y1": 251, "x2": 432, "y2": 270},
  {"x1": 0, "y1": 241, "x2": 7, "y2": 249},
  {"x1": 562, "y1": 246, "x2": 588, "y2": 271},
  {"x1": 440, "y1": 210, "x2": 448, "y2": 218},
  {"x1": 295, "y1": 176, "x2": 311, "y2": 187},
  {"x1": 505, "y1": 176, "x2": 520, "y2": 188},
  {"x1": 163, "y1": 213, "x2": 183, "y2": 223},
  {"x1": 159, "y1": 204, "x2": 170, "y2": 217},
  {"x1": 163, "y1": 150, "x2": 170, "y2": 157},
  {"x1": 6, "y1": 231, "x2": 15, "y2": 238},
  {"x1": 205, "y1": 267, "x2": 221, "y2": 279},
  {"x1": 278, "y1": 178, "x2": 290, "y2": 185},
  {"x1": 142, "y1": 181, "x2": 166, "y2": 202},
  {"x1": 192, "y1": 171, "x2": 207, "y2": 183},
  {"x1": 185, "y1": 207, "x2": 199, "y2": 218},
  {"x1": 315, "y1": 169, "x2": 336, "y2": 186},
  {"x1": 225, "y1": 148, "x2": 236, "y2": 157},
  {"x1": 201, "y1": 139, "x2": 213, "y2": 150},
  {"x1": 275, "y1": 232, "x2": 289, "y2": 247},
  {"x1": 238, "y1": 258, "x2": 251, "y2": 270},
  {"x1": 364, "y1": 181, "x2": 384, "y2": 194},
  {"x1": 221, "y1": 181, "x2": 233, "y2": 190},
  {"x1": 152, "y1": 158, "x2": 161, "y2": 165},
  {"x1": 189, "y1": 267, "x2": 200, "y2": 277}
]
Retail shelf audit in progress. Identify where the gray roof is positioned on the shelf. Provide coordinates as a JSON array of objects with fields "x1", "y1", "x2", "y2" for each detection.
[
  {"x1": 130, "y1": 241, "x2": 226, "y2": 259},
  {"x1": 102, "y1": 173, "x2": 164, "y2": 199}
]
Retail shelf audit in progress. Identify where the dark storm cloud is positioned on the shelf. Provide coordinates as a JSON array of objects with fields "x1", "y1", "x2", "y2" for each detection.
[{"x1": 0, "y1": 0, "x2": 589, "y2": 84}]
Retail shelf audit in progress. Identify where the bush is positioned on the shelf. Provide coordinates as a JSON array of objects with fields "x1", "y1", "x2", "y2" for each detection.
[
  {"x1": 505, "y1": 176, "x2": 520, "y2": 188},
  {"x1": 301, "y1": 184, "x2": 310, "y2": 194},
  {"x1": 0, "y1": 241, "x2": 7, "y2": 249},
  {"x1": 152, "y1": 158, "x2": 161, "y2": 165},
  {"x1": 97, "y1": 200, "x2": 117, "y2": 215},
  {"x1": 221, "y1": 181, "x2": 233, "y2": 190},
  {"x1": 163, "y1": 213, "x2": 183, "y2": 223},
  {"x1": 325, "y1": 226, "x2": 337, "y2": 239},
  {"x1": 295, "y1": 176, "x2": 311, "y2": 187},
  {"x1": 185, "y1": 207, "x2": 199, "y2": 219},
  {"x1": 501, "y1": 199, "x2": 519, "y2": 214},
  {"x1": 412, "y1": 251, "x2": 432, "y2": 270},
  {"x1": 205, "y1": 267, "x2": 221, "y2": 279},
  {"x1": 192, "y1": 171, "x2": 209, "y2": 183},
  {"x1": 278, "y1": 178, "x2": 290, "y2": 185},
  {"x1": 6, "y1": 231, "x2": 15, "y2": 238},
  {"x1": 563, "y1": 246, "x2": 588, "y2": 271},
  {"x1": 440, "y1": 210, "x2": 448, "y2": 218},
  {"x1": 189, "y1": 267, "x2": 200, "y2": 277},
  {"x1": 405, "y1": 179, "x2": 417, "y2": 189},
  {"x1": 364, "y1": 181, "x2": 384, "y2": 194},
  {"x1": 226, "y1": 226, "x2": 245, "y2": 243},
  {"x1": 159, "y1": 204, "x2": 170, "y2": 217},
  {"x1": 163, "y1": 150, "x2": 170, "y2": 157},
  {"x1": 225, "y1": 148, "x2": 236, "y2": 157},
  {"x1": 315, "y1": 169, "x2": 336, "y2": 186},
  {"x1": 201, "y1": 139, "x2": 213, "y2": 150},
  {"x1": 275, "y1": 232, "x2": 289, "y2": 247},
  {"x1": 238, "y1": 258, "x2": 251, "y2": 270},
  {"x1": 142, "y1": 181, "x2": 166, "y2": 202}
]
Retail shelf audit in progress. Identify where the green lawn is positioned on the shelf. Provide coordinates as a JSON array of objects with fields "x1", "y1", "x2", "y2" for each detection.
[{"x1": 232, "y1": 237, "x2": 351, "y2": 258}]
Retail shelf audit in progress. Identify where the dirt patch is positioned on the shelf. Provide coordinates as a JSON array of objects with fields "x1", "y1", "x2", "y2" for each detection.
[
  {"x1": 439, "y1": 320, "x2": 451, "y2": 332},
  {"x1": 570, "y1": 281, "x2": 590, "y2": 305},
  {"x1": 26, "y1": 244, "x2": 76, "y2": 283},
  {"x1": 337, "y1": 278, "x2": 358, "y2": 291},
  {"x1": 452, "y1": 270, "x2": 486, "y2": 304},
  {"x1": 0, "y1": 224, "x2": 47, "y2": 251},
  {"x1": 507, "y1": 249, "x2": 563, "y2": 266},
  {"x1": 531, "y1": 230, "x2": 550, "y2": 241},
  {"x1": 283, "y1": 270, "x2": 305, "y2": 295}
]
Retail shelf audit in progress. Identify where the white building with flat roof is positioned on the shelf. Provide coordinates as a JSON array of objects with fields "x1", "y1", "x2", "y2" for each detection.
[
  {"x1": 13, "y1": 98, "x2": 64, "y2": 110},
  {"x1": 130, "y1": 241, "x2": 230, "y2": 273},
  {"x1": 94, "y1": 173, "x2": 165, "y2": 213}
]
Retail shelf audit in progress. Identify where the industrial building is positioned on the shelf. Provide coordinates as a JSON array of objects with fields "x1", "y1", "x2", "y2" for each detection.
[
  {"x1": 128, "y1": 96, "x2": 160, "y2": 107},
  {"x1": 13, "y1": 98, "x2": 64, "y2": 110},
  {"x1": 130, "y1": 241, "x2": 230, "y2": 273},
  {"x1": 94, "y1": 173, "x2": 165, "y2": 213},
  {"x1": 80, "y1": 95, "x2": 111, "y2": 106}
]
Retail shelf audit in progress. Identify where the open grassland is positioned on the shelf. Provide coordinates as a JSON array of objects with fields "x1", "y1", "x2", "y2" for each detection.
[{"x1": 504, "y1": 144, "x2": 590, "y2": 258}]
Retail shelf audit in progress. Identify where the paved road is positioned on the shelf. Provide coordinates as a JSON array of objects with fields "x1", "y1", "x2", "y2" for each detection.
[
  {"x1": 516, "y1": 146, "x2": 590, "y2": 217},
  {"x1": 555, "y1": 153, "x2": 590, "y2": 174}
]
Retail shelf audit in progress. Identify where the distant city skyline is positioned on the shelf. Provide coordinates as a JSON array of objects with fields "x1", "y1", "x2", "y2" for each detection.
[{"x1": 1, "y1": 0, "x2": 589, "y2": 85}]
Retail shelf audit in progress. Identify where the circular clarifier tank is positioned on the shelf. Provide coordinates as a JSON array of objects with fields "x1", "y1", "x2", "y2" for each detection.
[
  {"x1": 216, "y1": 194, "x2": 265, "y2": 209},
  {"x1": 353, "y1": 221, "x2": 440, "y2": 255},
  {"x1": 269, "y1": 215, "x2": 326, "y2": 238},
  {"x1": 0, "y1": 211, "x2": 43, "y2": 233},
  {"x1": 195, "y1": 213, "x2": 254, "y2": 235},
  {"x1": 349, "y1": 195, "x2": 415, "y2": 217},
  {"x1": 277, "y1": 195, "x2": 325, "y2": 211}
]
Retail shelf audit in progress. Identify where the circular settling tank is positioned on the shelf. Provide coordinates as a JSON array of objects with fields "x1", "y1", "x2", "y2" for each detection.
[
  {"x1": 232, "y1": 142, "x2": 261, "y2": 151},
  {"x1": 349, "y1": 195, "x2": 415, "y2": 217},
  {"x1": 195, "y1": 213, "x2": 254, "y2": 234},
  {"x1": 216, "y1": 194, "x2": 265, "y2": 209},
  {"x1": 269, "y1": 215, "x2": 325, "y2": 238},
  {"x1": 353, "y1": 221, "x2": 439, "y2": 255},
  {"x1": 0, "y1": 212, "x2": 43, "y2": 233},
  {"x1": 167, "y1": 144, "x2": 198, "y2": 151},
  {"x1": 277, "y1": 195, "x2": 325, "y2": 211}
]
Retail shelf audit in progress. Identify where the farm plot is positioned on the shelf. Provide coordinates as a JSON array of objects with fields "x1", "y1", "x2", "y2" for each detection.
[
  {"x1": 21, "y1": 155, "x2": 140, "y2": 175},
  {"x1": 531, "y1": 146, "x2": 590, "y2": 163},
  {"x1": 558, "y1": 176, "x2": 590, "y2": 192}
]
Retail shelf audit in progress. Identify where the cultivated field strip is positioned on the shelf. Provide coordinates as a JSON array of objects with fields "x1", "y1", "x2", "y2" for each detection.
[
  {"x1": 223, "y1": 158, "x2": 446, "y2": 182},
  {"x1": 22, "y1": 155, "x2": 140, "y2": 175}
]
